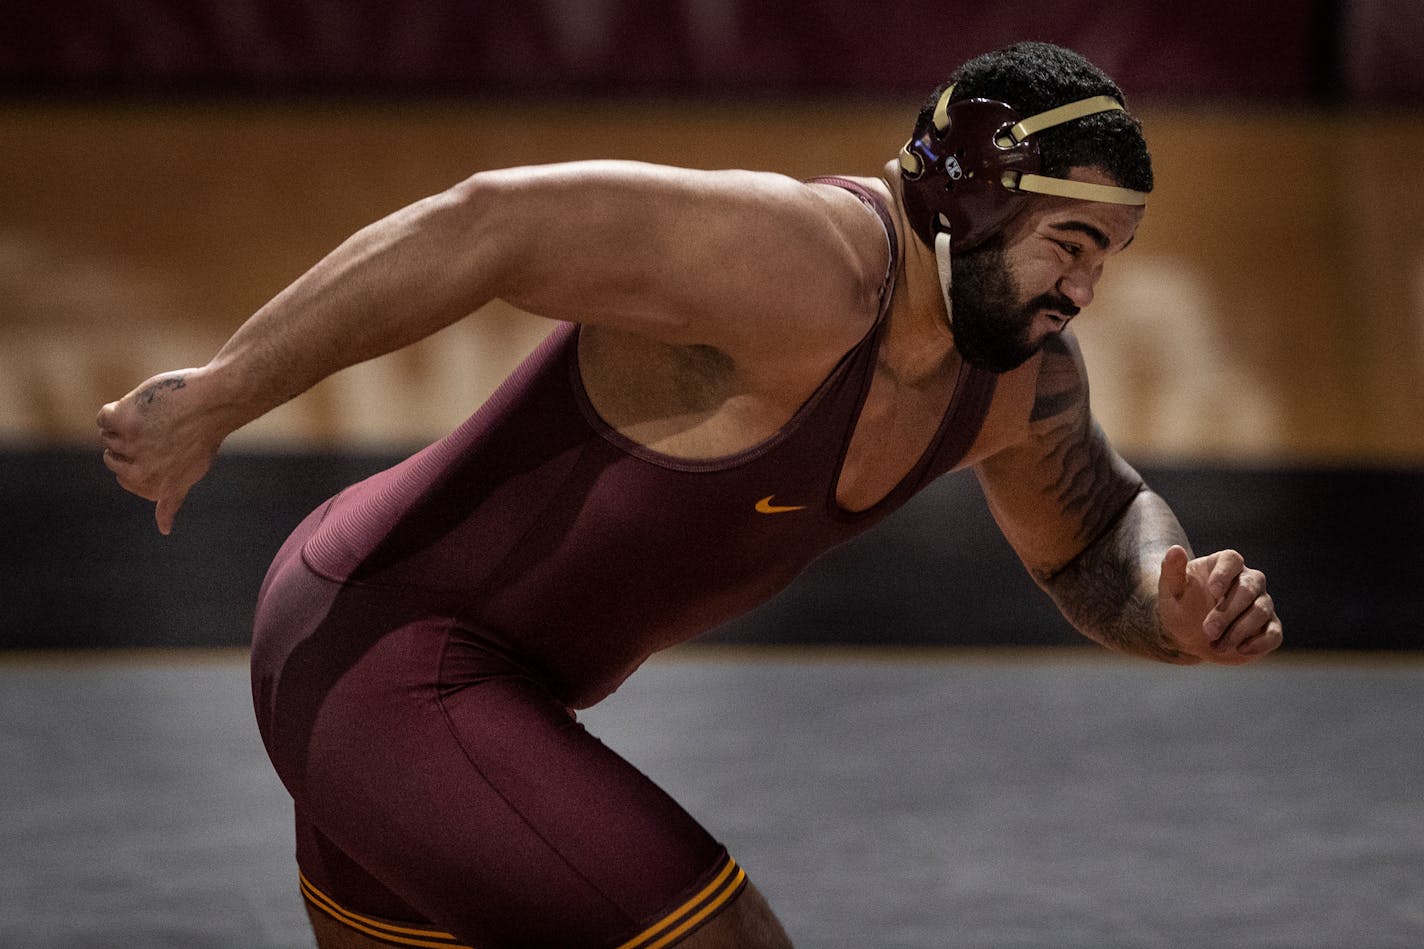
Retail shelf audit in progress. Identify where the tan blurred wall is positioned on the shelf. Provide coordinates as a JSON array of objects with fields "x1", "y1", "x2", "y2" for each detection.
[{"x1": 2, "y1": 99, "x2": 1421, "y2": 463}]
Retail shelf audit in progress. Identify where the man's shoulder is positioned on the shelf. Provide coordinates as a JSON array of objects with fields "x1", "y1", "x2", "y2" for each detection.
[
  {"x1": 969, "y1": 333, "x2": 1095, "y2": 462},
  {"x1": 1030, "y1": 330, "x2": 1090, "y2": 412}
]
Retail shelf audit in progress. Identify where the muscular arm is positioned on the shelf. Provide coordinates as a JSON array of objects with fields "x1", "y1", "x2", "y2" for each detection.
[
  {"x1": 1040, "y1": 488, "x2": 1197, "y2": 663},
  {"x1": 204, "y1": 161, "x2": 882, "y2": 430},
  {"x1": 200, "y1": 183, "x2": 492, "y2": 430},
  {"x1": 98, "y1": 161, "x2": 888, "y2": 531},
  {"x1": 976, "y1": 331, "x2": 1281, "y2": 664},
  {"x1": 975, "y1": 332, "x2": 1191, "y2": 662}
]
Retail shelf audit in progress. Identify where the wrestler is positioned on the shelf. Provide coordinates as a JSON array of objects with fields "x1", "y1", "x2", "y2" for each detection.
[{"x1": 97, "y1": 42, "x2": 1282, "y2": 948}]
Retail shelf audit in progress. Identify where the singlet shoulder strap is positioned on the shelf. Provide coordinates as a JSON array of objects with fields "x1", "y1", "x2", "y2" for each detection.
[
  {"x1": 805, "y1": 176, "x2": 899, "y2": 317},
  {"x1": 857, "y1": 319, "x2": 998, "y2": 498},
  {"x1": 806, "y1": 175, "x2": 996, "y2": 491}
]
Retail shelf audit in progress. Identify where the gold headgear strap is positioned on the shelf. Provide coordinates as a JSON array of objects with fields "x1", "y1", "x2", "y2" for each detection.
[
  {"x1": 1006, "y1": 172, "x2": 1148, "y2": 207},
  {"x1": 995, "y1": 94, "x2": 1128, "y2": 146},
  {"x1": 905, "y1": 86, "x2": 1149, "y2": 207},
  {"x1": 996, "y1": 94, "x2": 1148, "y2": 206}
]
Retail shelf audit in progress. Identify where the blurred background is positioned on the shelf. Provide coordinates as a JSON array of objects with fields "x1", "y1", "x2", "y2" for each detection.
[{"x1": 1, "y1": 0, "x2": 1421, "y2": 651}]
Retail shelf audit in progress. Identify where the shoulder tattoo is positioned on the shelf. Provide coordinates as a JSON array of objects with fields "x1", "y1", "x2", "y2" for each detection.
[{"x1": 1026, "y1": 335, "x2": 1134, "y2": 548}]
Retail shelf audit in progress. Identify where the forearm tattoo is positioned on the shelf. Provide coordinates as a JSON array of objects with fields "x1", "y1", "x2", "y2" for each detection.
[
  {"x1": 1037, "y1": 416, "x2": 1130, "y2": 551},
  {"x1": 1043, "y1": 494, "x2": 1192, "y2": 663},
  {"x1": 1026, "y1": 336, "x2": 1191, "y2": 662}
]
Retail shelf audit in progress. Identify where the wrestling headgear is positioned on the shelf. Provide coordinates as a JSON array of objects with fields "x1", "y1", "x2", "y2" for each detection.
[{"x1": 899, "y1": 85, "x2": 1149, "y2": 251}]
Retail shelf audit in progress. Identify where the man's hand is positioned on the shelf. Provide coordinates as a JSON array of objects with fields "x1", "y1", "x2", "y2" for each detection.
[
  {"x1": 96, "y1": 368, "x2": 226, "y2": 535},
  {"x1": 1156, "y1": 545, "x2": 1283, "y2": 664}
]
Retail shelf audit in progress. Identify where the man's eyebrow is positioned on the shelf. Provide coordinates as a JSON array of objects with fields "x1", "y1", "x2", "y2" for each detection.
[{"x1": 1048, "y1": 221, "x2": 1112, "y2": 250}]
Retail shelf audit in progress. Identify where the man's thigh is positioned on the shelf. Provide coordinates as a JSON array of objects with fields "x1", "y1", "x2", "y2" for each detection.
[{"x1": 282, "y1": 610, "x2": 746, "y2": 948}]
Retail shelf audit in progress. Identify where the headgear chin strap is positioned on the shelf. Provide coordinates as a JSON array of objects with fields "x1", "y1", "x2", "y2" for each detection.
[{"x1": 899, "y1": 86, "x2": 1149, "y2": 253}]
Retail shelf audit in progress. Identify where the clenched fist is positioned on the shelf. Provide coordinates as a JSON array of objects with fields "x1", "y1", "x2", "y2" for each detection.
[
  {"x1": 1157, "y1": 545, "x2": 1283, "y2": 664},
  {"x1": 97, "y1": 368, "x2": 227, "y2": 535}
]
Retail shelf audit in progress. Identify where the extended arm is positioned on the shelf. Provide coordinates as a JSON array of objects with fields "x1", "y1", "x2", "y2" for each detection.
[
  {"x1": 975, "y1": 332, "x2": 1282, "y2": 664},
  {"x1": 132, "y1": 162, "x2": 877, "y2": 431},
  {"x1": 97, "y1": 161, "x2": 885, "y2": 532}
]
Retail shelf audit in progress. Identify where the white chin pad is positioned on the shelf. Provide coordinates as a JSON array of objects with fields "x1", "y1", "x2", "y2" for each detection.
[{"x1": 934, "y1": 231, "x2": 954, "y2": 329}]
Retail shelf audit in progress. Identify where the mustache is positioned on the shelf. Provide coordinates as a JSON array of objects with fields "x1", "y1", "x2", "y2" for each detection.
[{"x1": 1025, "y1": 292, "x2": 1080, "y2": 319}]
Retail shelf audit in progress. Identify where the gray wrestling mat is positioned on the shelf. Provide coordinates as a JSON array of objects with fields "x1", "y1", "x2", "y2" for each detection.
[{"x1": 2, "y1": 648, "x2": 1421, "y2": 948}]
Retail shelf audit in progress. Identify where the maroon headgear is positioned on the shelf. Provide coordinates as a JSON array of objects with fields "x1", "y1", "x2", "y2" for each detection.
[{"x1": 899, "y1": 86, "x2": 1149, "y2": 252}]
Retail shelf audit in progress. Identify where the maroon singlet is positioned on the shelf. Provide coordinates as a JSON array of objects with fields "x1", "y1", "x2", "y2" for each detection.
[
  {"x1": 297, "y1": 179, "x2": 995, "y2": 709},
  {"x1": 249, "y1": 179, "x2": 996, "y2": 949}
]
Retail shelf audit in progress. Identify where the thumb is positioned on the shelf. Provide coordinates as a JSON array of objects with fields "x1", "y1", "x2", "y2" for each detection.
[
  {"x1": 1157, "y1": 545, "x2": 1189, "y2": 601},
  {"x1": 155, "y1": 490, "x2": 188, "y2": 536}
]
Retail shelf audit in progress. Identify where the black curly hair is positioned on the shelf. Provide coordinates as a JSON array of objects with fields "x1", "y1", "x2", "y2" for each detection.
[{"x1": 917, "y1": 41, "x2": 1154, "y2": 193}]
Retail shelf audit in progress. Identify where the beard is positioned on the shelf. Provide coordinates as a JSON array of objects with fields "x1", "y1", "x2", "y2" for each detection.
[{"x1": 949, "y1": 237, "x2": 1080, "y2": 374}]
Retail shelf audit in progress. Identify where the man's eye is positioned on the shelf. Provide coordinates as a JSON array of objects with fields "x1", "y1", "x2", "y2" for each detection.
[{"x1": 1057, "y1": 241, "x2": 1081, "y2": 258}]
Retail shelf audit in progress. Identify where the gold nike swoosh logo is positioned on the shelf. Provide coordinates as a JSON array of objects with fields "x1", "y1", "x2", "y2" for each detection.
[{"x1": 755, "y1": 495, "x2": 806, "y2": 514}]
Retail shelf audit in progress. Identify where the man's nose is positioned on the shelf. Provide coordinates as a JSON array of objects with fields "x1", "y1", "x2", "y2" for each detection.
[{"x1": 1057, "y1": 267, "x2": 1098, "y2": 310}]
